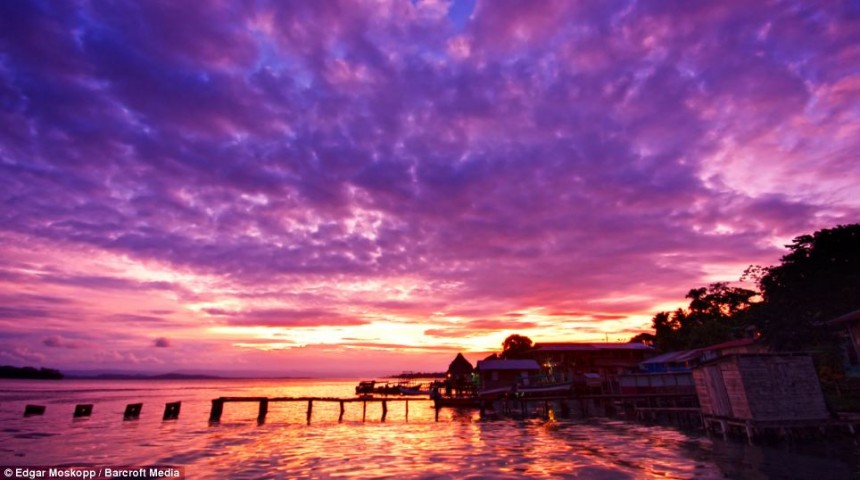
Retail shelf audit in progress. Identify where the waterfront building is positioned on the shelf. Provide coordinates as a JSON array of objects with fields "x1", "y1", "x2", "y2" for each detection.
[
  {"x1": 446, "y1": 352, "x2": 474, "y2": 383},
  {"x1": 693, "y1": 353, "x2": 831, "y2": 435},
  {"x1": 475, "y1": 359, "x2": 541, "y2": 391},
  {"x1": 621, "y1": 338, "x2": 764, "y2": 395}
]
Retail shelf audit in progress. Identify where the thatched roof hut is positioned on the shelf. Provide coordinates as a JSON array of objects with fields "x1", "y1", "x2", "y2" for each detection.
[{"x1": 447, "y1": 353, "x2": 474, "y2": 381}]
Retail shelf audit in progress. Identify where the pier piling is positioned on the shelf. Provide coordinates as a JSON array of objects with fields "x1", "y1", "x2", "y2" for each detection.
[
  {"x1": 306, "y1": 399, "x2": 313, "y2": 425},
  {"x1": 362, "y1": 401, "x2": 367, "y2": 422},
  {"x1": 209, "y1": 399, "x2": 224, "y2": 423},
  {"x1": 381, "y1": 400, "x2": 387, "y2": 422},
  {"x1": 163, "y1": 401, "x2": 181, "y2": 421},
  {"x1": 339, "y1": 401, "x2": 345, "y2": 423},
  {"x1": 73, "y1": 404, "x2": 93, "y2": 418},
  {"x1": 257, "y1": 399, "x2": 268, "y2": 425},
  {"x1": 124, "y1": 403, "x2": 142, "y2": 421},
  {"x1": 24, "y1": 404, "x2": 46, "y2": 417}
]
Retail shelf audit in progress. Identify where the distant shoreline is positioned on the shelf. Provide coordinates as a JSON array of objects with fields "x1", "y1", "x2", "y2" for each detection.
[
  {"x1": 0, "y1": 365, "x2": 63, "y2": 380},
  {"x1": 62, "y1": 374, "x2": 315, "y2": 380},
  {"x1": 0, "y1": 366, "x2": 316, "y2": 381},
  {"x1": 1, "y1": 365, "x2": 444, "y2": 381}
]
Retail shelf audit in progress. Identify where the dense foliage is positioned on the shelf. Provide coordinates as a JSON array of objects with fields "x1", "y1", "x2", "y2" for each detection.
[
  {"x1": 631, "y1": 283, "x2": 758, "y2": 352},
  {"x1": 751, "y1": 224, "x2": 860, "y2": 352},
  {"x1": 631, "y1": 224, "x2": 860, "y2": 368},
  {"x1": 500, "y1": 334, "x2": 534, "y2": 359}
]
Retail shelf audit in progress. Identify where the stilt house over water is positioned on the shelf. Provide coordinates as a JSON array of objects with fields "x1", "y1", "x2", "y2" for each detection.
[
  {"x1": 476, "y1": 359, "x2": 541, "y2": 391},
  {"x1": 693, "y1": 353, "x2": 830, "y2": 426}
]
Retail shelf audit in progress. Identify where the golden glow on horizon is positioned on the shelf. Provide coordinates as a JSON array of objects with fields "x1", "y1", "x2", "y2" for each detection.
[{"x1": 1, "y1": 230, "x2": 738, "y2": 371}]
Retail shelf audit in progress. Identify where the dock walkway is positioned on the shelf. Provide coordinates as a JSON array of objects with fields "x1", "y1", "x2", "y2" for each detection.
[{"x1": 208, "y1": 396, "x2": 434, "y2": 424}]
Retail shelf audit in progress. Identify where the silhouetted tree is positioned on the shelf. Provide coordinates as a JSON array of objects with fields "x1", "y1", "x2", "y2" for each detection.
[
  {"x1": 628, "y1": 332, "x2": 655, "y2": 347},
  {"x1": 501, "y1": 334, "x2": 533, "y2": 359},
  {"x1": 631, "y1": 224, "x2": 860, "y2": 370},
  {"x1": 633, "y1": 283, "x2": 758, "y2": 352},
  {"x1": 751, "y1": 224, "x2": 860, "y2": 360}
]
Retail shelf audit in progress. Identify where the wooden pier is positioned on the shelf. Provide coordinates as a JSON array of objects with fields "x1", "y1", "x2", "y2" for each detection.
[{"x1": 208, "y1": 396, "x2": 435, "y2": 424}]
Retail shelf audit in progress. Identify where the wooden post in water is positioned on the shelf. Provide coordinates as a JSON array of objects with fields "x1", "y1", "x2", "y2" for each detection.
[
  {"x1": 209, "y1": 399, "x2": 224, "y2": 423},
  {"x1": 306, "y1": 399, "x2": 313, "y2": 425},
  {"x1": 435, "y1": 403, "x2": 440, "y2": 422},
  {"x1": 362, "y1": 401, "x2": 367, "y2": 422},
  {"x1": 257, "y1": 399, "x2": 268, "y2": 425},
  {"x1": 73, "y1": 404, "x2": 93, "y2": 418},
  {"x1": 381, "y1": 400, "x2": 387, "y2": 422},
  {"x1": 163, "y1": 401, "x2": 181, "y2": 421},
  {"x1": 338, "y1": 401, "x2": 345, "y2": 423},
  {"x1": 124, "y1": 403, "x2": 143, "y2": 421},
  {"x1": 405, "y1": 400, "x2": 409, "y2": 422},
  {"x1": 24, "y1": 405, "x2": 46, "y2": 417}
]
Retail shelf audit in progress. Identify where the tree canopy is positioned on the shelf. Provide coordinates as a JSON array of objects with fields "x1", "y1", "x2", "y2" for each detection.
[
  {"x1": 751, "y1": 224, "x2": 860, "y2": 352},
  {"x1": 630, "y1": 224, "x2": 860, "y2": 365},
  {"x1": 634, "y1": 283, "x2": 758, "y2": 352},
  {"x1": 501, "y1": 334, "x2": 533, "y2": 359}
]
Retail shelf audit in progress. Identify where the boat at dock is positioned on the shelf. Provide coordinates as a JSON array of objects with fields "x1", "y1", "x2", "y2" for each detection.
[
  {"x1": 515, "y1": 381, "x2": 574, "y2": 397},
  {"x1": 355, "y1": 380, "x2": 429, "y2": 397}
]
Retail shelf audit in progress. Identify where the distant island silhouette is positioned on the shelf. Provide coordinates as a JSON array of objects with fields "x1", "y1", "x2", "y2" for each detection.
[
  {"x1": 1, "y1": 365, "x2": 63, "y2": 379},
  {"x1": 0, "y1": 367, "x2": 316, "y2": 381},
  {"x1": 68, "y1": 372, "x2": 225, "y2": 380},
  {"x1": 388, "y1": 371, "x2": 446, "y2": 379}
]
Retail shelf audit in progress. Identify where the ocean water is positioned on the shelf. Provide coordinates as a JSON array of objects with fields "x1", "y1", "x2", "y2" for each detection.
[{"x1": 1, "y1": 379, "x2": 858, "y2": 479}]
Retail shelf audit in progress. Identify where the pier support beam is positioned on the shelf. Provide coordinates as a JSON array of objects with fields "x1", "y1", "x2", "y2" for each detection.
[
  {"x1": 362, "y1": 401, "x2": 367, "y2": 422},
  {"x1": 405, "y1": 400, "x2": 409, "y2": 422},
  {"x1": 306, "y1": 399, "x2": 313, "y2": 425},
  {"x1": 381, "y1": 400, "x2": 387, "y2": 422},
  {"x1": 209, "y1": 399, "x2": 224, "y2": 423},
  {"x1": 257, "y1": 399, "x2": 268, "y2": 425},
  {"x1": 339, "y1": 401, "x2": 345, "y2": 423}
]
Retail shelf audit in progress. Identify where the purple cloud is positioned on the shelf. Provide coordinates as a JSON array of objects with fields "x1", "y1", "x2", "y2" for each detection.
[{"x1": 1, "y1": 0, "x2": 858, "y2": 373}]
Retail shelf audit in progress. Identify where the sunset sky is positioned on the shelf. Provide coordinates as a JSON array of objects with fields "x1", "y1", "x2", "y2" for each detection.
[{"x1": 1, "y1": 0, "x2": 859, "y2": 377}]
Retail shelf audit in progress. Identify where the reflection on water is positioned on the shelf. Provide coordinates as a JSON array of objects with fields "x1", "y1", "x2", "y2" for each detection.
[{"x1": 1, "y1": 379, "x2": 858, "y2": 478}]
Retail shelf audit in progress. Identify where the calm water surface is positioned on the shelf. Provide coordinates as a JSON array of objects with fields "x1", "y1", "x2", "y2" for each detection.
[{"x1": 1, "y1": 379, "x2": 858, "y2": 479}]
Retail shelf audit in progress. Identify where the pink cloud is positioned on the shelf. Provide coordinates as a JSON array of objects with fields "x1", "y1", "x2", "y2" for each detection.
[
  {"x1": 223, "y1": 309, "x2": 369, "y2": 328},
  {"x1": 0, "y1": 0, "x2": 858, "y2": 374}
]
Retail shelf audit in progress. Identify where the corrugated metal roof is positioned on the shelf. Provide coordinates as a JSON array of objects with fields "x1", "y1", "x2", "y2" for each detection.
[
  {"x1": 641, "y1": 349, "x2": 702, "y2": 365},
  {"x1": 830, "y1": 308, "x2": 860, "y2": 324},
  {"x1": 701, "y1": 338, "x2": 756, "y2": 351},
  {"x1": 476, "y1": 359, "x2": 541, "y2": 370},
  {"x1": 533, "y1": 342, "x2": 653, "y2": 351},
  {"x1": 641, "y1": 338, "x2": 759, "y2": 365}
]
